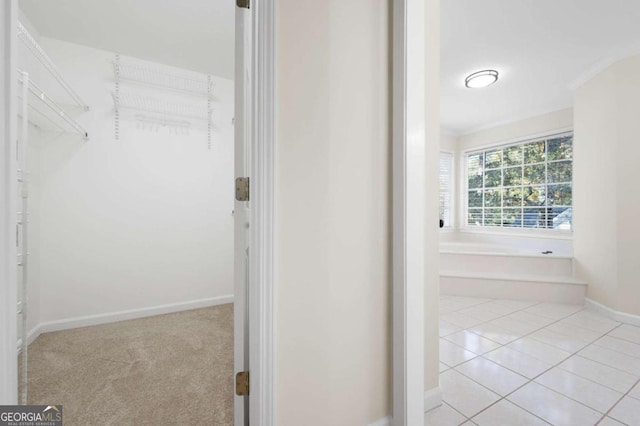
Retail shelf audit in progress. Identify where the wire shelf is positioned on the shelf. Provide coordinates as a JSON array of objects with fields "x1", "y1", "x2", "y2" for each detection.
[
  {"x1": 135, "y1": 114, "x2": 191, "y2": 129},
  {"x1": 113, "y1": 91, "x2": 211, "y2": 121},
  {"x1": 113, "y1": 60, "x2": 215, "y2": 97},
  {"x1": 18, "y1": 71, "x2": 89, "y2": 140},
  {"x1": 17, "y1": 21, "x2": 89, "y2": 111},
  {"x1": 112, "y1": 55, "x2": 214, "y2": 147}
]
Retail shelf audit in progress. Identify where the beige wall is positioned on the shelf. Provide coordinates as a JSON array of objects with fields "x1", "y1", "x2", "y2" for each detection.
[
  {"x1": 276, "y1": 0, "x2": 391, "y2": 424},
  {"x1": 457, "y1": 108, "x2": 574, "y2": 152},
  {"x1": 574, "y1": 55, "x2": 640, "y2": 316},
  {"x1": 615, "y1": 59, "x2": 640, "y2": 315}
]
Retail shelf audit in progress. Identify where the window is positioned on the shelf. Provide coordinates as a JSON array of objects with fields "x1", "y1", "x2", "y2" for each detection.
[
  {"x1": 465, "y1": 133, "x2": 573, "y2": 230},
  {"x1": 439, "y1": 151, "x2": 454, "y2": 228}
]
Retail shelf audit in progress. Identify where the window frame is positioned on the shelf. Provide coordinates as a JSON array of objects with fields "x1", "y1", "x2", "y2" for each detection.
[{"x1": 461, "y1": 129, "x2": 574, "y2": 238}]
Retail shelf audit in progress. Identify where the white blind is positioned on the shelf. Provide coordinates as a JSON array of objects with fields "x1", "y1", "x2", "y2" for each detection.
[{"x1": 439, "y1": 152, "x2": 454, "y2": 227}]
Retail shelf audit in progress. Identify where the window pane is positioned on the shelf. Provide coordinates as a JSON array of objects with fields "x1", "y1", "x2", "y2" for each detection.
[
  {"x1": 485, "y1": 149, "x2": 502, "y2": 169},
  {"x1": 484, "y1": 169, "x2": 502, "y2": 188},
  {"x1": 524, "y1": 141, "x2": 545, "y2": 163},
  {"x1": 548, "y1": 184, "x2": 572, "y2": 206},
  {"x1": 468, "y1": 153, "x2": 484, "y2": 189},
  {"x1": 484, "y1": 189, "x2": 502, "y2": 207},
  {"x1": 523, "y1": 164, "x2": 545, "y2": 185},
  {"x1": 503, "y1": 146, "x2": 523, "y2": 166},
  {"x1": 503, "y1": 208, "x2": 523, "y2": 227},
  {"x1": 484, "y1": 209, "x2": 502, "y2": 226},
  {"x1": 523, "y1": 185, "x2": 546, "y2": 206},
  {"x1": 468, "y1": 189, "x2": 483, "y2": 208},
  {"x1": 503, "y1": 187, "x2": 523, "y2": 207},
  {"x1": 548, "y1": 160, "x2": 572, "y2": 183},
  {"x1": 465, "y1": 132, "x2": 572, "y2": 232},
  {"x1": 547, "y1": 136, "x2": 573, "y2": 161},
  {"x1": 550, "y1": 207, "x2": 572, "y2": 230},
  {"x1": 503, "y1": 166, "x2": 522, "y2": 186},
  {"x1": 468, "y1": 173, "x2": 483, "y2": 189},
  {"x1": 522, "y1": 208, "x2": 547, "y2": 228},
  {"x1": 467, "y1": 209, "x2": 483, "y2": 226}
]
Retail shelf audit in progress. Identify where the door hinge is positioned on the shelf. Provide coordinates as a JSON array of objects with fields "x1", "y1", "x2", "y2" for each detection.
[
  {"x1": 237, "y1": 0, "x2": 250, "y2": 9},
  {"x1": 236, "y1": 371, "x2": 250, "y2": 396},
  {"x1": 235, "y1": 177, "x2": 250, "y2": 201}
]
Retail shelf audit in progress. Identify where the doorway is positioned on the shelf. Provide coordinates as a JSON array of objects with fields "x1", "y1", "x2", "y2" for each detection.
[
  {"x1": 2, "y1": 1, "x2": 254, "y2": 424},
  {"x1": 2, "y1": 1, "x2": 279, "y2": 424}
]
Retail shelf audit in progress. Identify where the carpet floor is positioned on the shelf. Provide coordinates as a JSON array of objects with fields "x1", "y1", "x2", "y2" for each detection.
[{"x1": 21, "y1": 304, "x2": 234, "y2": 426}]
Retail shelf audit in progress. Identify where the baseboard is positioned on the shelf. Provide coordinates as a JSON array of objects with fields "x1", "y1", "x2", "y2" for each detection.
[
  {"x1": 367, "y1": 416, "x2": 391, "y2": 426},
  {"x1": 424, "y1": 386, "x2": 443, "y2": 412},
  {"x1": 367, "y1": 387, "x2": 442, "y2": 425},
  {"x1": 16, "y1": 324, "x2": 45, "y2": 354},
  {"x1": 25, "y1": 295, "x2": 234, "y2": 343},
  {"x1": 585, "y1": 298, "x2": 640, "y2": 327}
]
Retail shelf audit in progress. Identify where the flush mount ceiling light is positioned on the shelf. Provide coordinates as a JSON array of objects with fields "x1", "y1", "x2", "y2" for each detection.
[{"x1": 465, "y1": 70, "x2": 499, "y2": 89}]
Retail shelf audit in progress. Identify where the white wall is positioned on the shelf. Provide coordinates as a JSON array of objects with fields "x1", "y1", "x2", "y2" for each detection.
[
  {"x1": 574, "y1": 55, "x2": 640, "y2": 316},
  {"x1": 440, "y1": 131, "x2": 457, "y2": 152},
  {"x1": 275, "y1": 0, "x2": 392, "y2": 424},
  {"x1": 28, "y1": 37, "x2": 234, "y2": 327}
]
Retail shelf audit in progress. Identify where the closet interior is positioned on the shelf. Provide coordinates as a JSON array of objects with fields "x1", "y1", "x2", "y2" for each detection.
[{"x1": 14, "y1": 2, "x2": 235, "y2": 423}]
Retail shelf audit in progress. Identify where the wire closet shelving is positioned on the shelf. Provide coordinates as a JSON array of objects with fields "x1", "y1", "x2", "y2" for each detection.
[
  {"x1": 112, "y1": 54, "x2": 215, "y2": 148},
  {"x1": 16, "y1": 22, "x2": 91, "y2": 405},
  {"x1": 18, "y1": 71, "x2": 89, "y2": 139},
  {"x1": 17, "y1": 21, "x2": 90, "y2": 140}
]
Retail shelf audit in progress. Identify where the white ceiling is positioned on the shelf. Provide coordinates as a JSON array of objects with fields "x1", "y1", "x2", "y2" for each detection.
[
  {"x1": 21, "y1": 1, "x2": 640, "y2": 132},
  {"x1": 442, "y1": 0, "x2": 640, "y2": 135},
  {"x1": 19, "y1": 0, "x2": 235, "y2": 79}
]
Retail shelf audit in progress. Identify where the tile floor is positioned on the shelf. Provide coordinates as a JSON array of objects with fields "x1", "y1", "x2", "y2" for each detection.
[{"x1": 426, "y1": 296, "x2": 640, "y2": 426}]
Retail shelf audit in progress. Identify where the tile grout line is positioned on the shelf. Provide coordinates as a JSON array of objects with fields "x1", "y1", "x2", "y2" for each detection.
[
  {"x1": 594, "y1": 377, "x2": 640, "y2": 425},
  {"x1": 461, "y1": 303, "x2": 596, "y2": 425},
  {"x1": 597, "y1": 329, "x2": 640, "y2": 348},
  {"x1": 442, "y1": 401, "x2": 471, "y2": 425},
  {"x1": 441, "y1": 299, "x2": 561, "y2": 423},
  {"x1": 440, "y1": 297, "x2": 640, "y2": 424},
  {"x1": 440, "y1": 297, "x2": 639, "y2": 424},
  {"x1": 453, "y1": 304, "x2": 639, "y2": 383}
]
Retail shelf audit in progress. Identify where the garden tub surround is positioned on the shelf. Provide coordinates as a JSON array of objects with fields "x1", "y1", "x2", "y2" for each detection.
[{"x1": 440, "y1": 232, "x2": 586, "y2": 304}]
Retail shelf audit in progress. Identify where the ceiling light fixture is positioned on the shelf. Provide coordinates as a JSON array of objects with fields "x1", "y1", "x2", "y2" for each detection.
[{"x1": 465, "y1": 70, "x2": 499, "y2": 89}]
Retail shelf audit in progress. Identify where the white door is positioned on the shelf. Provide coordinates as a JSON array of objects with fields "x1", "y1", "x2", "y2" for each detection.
[{"x1": 234, "y1": 1, "x2": 251, "y2": 425}]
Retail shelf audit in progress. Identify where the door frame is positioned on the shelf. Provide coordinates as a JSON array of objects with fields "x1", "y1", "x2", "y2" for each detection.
[
  {"x1": 392, "y1": 0, "x2": 436, "y2": 424},
  {"x1": 0, "y1": 2, "x2": 277, "y2": 423},
  {"x1": 246, "y1": 0, "x2": 276, "y2": 424},
  {"x1": 0, "y1": 0, "x2": 18, "y2": 405}
]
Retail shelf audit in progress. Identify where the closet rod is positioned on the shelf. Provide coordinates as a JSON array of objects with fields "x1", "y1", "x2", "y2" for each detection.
[
  {"x1": 17, "y1": 21, "x2": 89, "y2": 111},
  {"x1": 18, "y1": 71, "x2": 89, "y2": 140}
]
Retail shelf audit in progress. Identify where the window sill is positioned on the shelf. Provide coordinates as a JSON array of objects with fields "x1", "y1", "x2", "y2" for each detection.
[{"x1": 458, "y1": 226, "x2": 573, "y2": 240}]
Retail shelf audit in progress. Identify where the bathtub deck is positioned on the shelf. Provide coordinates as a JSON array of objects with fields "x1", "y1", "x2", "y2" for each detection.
[
  {"x1": 440, "y1": 248, "x2": 586, "y2": 304},
  {"x1": 441, "y1": 271, "x2": 587, "y2": 304}
]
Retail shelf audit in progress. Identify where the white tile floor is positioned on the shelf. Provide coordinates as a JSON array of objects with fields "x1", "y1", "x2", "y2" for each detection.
[{"x1": 427, "y1": 296, "x2": 640, "y2": 426}]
